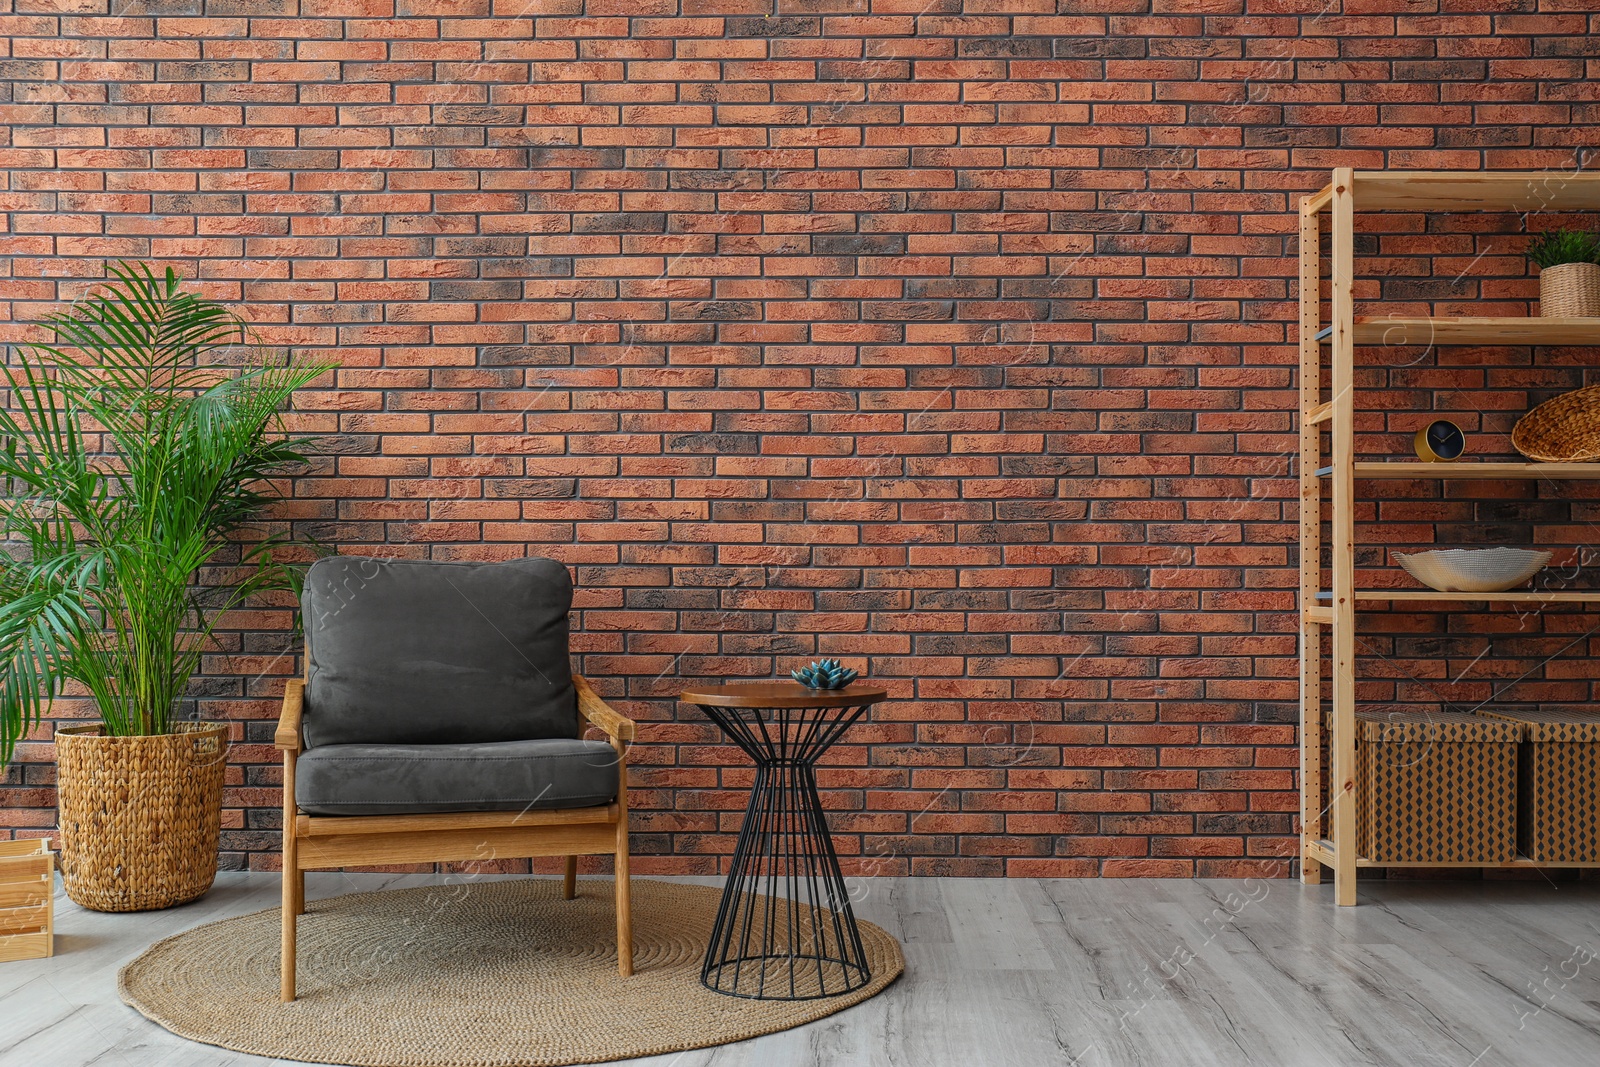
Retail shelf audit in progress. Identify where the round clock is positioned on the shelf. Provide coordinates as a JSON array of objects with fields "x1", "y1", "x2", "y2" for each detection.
[{"x1": 1414, "y1": 420, "x2": 1465, "y2": 462}]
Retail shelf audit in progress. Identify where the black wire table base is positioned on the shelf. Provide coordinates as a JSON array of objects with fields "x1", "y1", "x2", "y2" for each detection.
[{"x1": 696, "y1": 699, "x2": 873, "y2": 1000}]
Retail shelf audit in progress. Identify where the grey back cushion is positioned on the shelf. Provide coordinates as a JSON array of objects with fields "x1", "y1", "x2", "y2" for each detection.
[{"x1": 302, "y1": 557, "x2": 577, "y2": 748}]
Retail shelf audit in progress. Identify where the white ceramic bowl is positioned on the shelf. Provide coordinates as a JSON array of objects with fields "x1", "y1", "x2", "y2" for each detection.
[{"x1": 1395, "y1": 548, "x2": 1553, "y2": 593}]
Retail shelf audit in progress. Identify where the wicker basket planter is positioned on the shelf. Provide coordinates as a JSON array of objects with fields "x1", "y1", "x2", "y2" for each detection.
[
  {"x1": 54, "y1": 723, "x2": 228, "y2": 912},
  {"x1": 1539, "y1": 261, "x2": 1600, "y2": 318}
]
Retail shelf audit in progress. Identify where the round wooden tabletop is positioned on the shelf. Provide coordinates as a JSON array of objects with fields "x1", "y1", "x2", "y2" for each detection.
[{"x1": 679, "y1": 681, "x2": 888, "y2": 709}]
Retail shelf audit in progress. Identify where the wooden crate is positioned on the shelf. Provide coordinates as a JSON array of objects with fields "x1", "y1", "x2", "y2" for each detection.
[
  {"x1": 0, "y1": 839, "x2": 54, "y2": 962},
  {"x1": 1479, "y1": 709, "x2": 1600, "y2": 863},
  {"x1": 1355, "y1": 711, "x2": 1520, "y2": 864}
]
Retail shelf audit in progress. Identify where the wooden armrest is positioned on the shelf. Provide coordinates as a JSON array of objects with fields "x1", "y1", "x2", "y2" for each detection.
[
  {"x1": 574, "y1": 674, "x2": 635, "y2": 742},
  {"x1": 275, "y1": 679, "x2": 304, "y2": 752}
]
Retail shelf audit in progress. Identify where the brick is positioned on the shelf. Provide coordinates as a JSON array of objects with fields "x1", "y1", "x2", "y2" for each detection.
[{"x1": 0, "y1": 12, "x2": 1585, "y2": 881}]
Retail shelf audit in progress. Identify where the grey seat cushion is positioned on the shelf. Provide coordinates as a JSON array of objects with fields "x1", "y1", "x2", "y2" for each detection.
[
  {"x1": 301, "y1": 556, "x2": 576, "y2": 747},
  {"x1": 295, "y1": 738, "x2": 620, "y2": 816}
]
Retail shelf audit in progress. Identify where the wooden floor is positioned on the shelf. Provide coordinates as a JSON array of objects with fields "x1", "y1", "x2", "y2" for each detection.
[{"x1": 5, "y1": 872, "x2": 1600, "y2": 1066}]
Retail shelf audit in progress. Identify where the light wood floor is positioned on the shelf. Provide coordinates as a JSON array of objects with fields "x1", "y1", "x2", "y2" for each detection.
[{"x1": 6, "y1": 872, "x2": 1600, "y2": 1066}]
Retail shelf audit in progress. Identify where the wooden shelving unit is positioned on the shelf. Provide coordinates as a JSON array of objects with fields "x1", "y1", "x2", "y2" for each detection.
[{"x1": 1298, "y1": 169, "x2": 1600, "y2": 905}]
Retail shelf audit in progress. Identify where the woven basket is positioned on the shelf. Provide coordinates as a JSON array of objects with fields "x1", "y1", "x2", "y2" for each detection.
[
  {"x1": 1538, "y1": 261, "x2": 1600, "y2": 318},
  {"x1": 55, "y1": 722, "x2": 228, "y2": 912},
  {"x1": 1512, "y1": 384, "x2": 1600, "y2": 463}
]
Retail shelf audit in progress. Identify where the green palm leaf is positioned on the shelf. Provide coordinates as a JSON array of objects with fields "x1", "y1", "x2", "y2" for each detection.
[{"x1": 0, "y1": 261, "x2": 331, "y2": 763}]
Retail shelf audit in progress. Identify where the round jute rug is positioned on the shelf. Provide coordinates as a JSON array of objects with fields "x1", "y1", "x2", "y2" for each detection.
[{"x1": 119, "y1": 877, "x2": 903, "y2": 1067}]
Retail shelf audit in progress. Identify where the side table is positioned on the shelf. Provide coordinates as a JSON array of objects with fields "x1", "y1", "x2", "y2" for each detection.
[{"x1": 681, "y1": 681, "x2": 887, "y2": 1000}]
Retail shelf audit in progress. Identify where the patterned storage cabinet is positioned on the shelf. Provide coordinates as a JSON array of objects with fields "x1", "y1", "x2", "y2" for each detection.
[
  {"x1": 1477, "y1": 709, "x2": 1600, "y2": 863},
  {"x1": 1355, "y1": 710, "x2": 1520, "y2": 864}
]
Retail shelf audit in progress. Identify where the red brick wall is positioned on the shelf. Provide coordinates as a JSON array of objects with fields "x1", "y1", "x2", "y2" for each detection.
[{"x1": 3, "y1": 1, "x2": 1598, "y2": 877}]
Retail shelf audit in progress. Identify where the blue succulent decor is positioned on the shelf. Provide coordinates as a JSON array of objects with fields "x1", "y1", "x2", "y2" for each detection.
[{"x1": 790, "y1": 659, "x2": 859, "y2": 690}]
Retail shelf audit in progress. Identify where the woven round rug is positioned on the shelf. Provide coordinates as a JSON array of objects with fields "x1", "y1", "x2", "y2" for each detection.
[{"x1": 119, "y1": 877, "x2": 903, "y2": 1067}]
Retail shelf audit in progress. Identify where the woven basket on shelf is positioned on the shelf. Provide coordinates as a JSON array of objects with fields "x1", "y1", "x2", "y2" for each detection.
[
  {"x1": 55, "y1": 722, "x2": 228, "y2": 912},
  {"x1": 1512, "y1": 384, "x2": 1600, "y2": 463},
  {"x1": 1539, "y1": 261, "x2": 1600, "y2": 318}
]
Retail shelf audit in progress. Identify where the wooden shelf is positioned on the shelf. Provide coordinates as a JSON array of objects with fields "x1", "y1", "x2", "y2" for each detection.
[
  {"x1": 1356, "y1": 857, "x2": 1600, "y2": 869},
  {"x1": 1302, "y1": 171, "x2": 1600, "y2": 213},
  {"x1": 1318, "y1": 588, "x2": 1593, "y2": 604},
  {"x1": 1350, "y1": 588, "x2": 1600, "y2": 604},
  {"x1": 1316, "y1": 317, "x2": 1600, "y2": 345},
  {"x1": 1312, "y1": 842, "x2": 1600, "y2": 869},
  {"x1": 1358, "y1": 316, "x2": 1600, "y2": 346},
  {"x1": 1350, "y1": 461, "x2": 1600, "y2": 479}
]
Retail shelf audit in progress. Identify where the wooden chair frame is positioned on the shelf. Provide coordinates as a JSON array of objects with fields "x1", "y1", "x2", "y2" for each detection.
[{"x1": 275, "y1": 671, "x2": 636, "y2": 1001}]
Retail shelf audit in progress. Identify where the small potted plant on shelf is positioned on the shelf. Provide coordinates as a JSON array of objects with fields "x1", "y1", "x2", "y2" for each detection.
[
  {"x1": 0, "y1": 263, "x2": 328, "y2": 912},
  {"x1": 1527, "y1": 227, "x2": 1600, "y2": 318}
]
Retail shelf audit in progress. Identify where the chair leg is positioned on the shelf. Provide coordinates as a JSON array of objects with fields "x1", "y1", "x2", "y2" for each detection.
[
  {"x1": 563, "y1": 856, "x2": 577, "y2": 900},
  {"x1": 615, "y1": 826, "x2": 633, "y2": 976},
  {"x1": 282, "y1": 750, "x2": 299, "y2": 1000},
  {"x1": 281, "y1": 858, "x2": 297, "y2": 1002}
]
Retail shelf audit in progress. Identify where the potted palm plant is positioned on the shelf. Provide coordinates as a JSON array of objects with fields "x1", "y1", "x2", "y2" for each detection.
[
  {"x1": 1527, "y1": 228, "x2": 1600, "y2": 318},
  {"x1": 0, "y1": 263, "x2": 327, "y2": 911}
]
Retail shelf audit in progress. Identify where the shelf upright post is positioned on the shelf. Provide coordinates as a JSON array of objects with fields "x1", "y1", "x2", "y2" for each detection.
[
  {"x1": 1297, "y1": 196, "x2": 1325, "y2": 885},
  {"x1": 1328, "y1": 168, "x2": 1359, "y2": 906}
]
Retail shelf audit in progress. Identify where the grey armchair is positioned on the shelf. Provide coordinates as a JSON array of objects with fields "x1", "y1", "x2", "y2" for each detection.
[{"x1": 275, "y1": 556, "x2": 635, "y2": 1001}]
